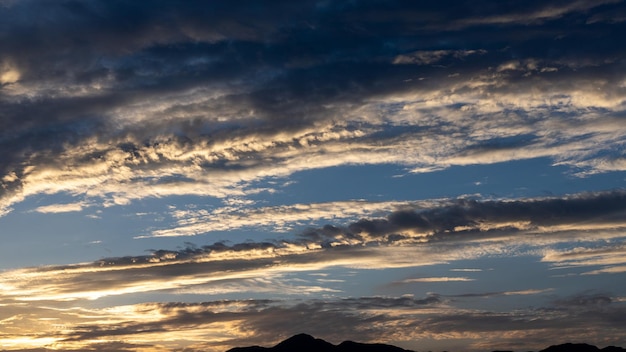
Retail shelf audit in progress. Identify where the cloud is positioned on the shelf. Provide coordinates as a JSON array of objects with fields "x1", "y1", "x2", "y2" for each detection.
[
  {"x1": 393, "y1": 49, "x2": 487, "y2": 65},
  {"x1": 0, "y1": 296, "x2": 442, "y2": 351},
  {"x1": 1, "y1": 190, "x2": 625, "y2": 350},
  {"x1": 0, "y1": 60, "x2": 20, "y2": 84},
  {"x1": 553, "y1": 292, "x2": 614, "y2": 307},
  {"x1": 581, "y1": 265, "x2": 626, "y2": 275},
  {"x1": 0, "y1": 1, "x2": 625, "y2": 217},
  {"x1": 447, "y1": 288, "x2": 554, "y2": 298},
  {"x1": 32, "y1": 201, "x2": 89, "y2": 214},
  {"x1": 0, "y1": 191, "x2": 624, "y2": 306},
  {"x1": 3, "y1": 291, "x2": 620, "y2": 352},
  {"x1": 453, "y1": 0, "x2": 622, "y2": 27},
  {"x1": 541, "y1": 244, "x2": 626, "y2": 275},
  {"x1": 147, "y1": 199, "x2": 441, "y2": 238},
  {"x1": 1, "y1": 2, "x2": 626, "y2": 351},
  {"x1": 172, "y1": 275, "x2": 341, "y2": 296},
  {"x1": 299, "y1": 190, "x2": 626, "y2": 245},
  {"x1": 396, "y1": 277, "x2": 475, "y2": 283}
]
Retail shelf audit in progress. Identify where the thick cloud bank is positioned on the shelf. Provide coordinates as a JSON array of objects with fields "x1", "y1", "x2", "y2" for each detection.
[{"x1": 0, "y1": 0, "x2": 625, "y2": 215}]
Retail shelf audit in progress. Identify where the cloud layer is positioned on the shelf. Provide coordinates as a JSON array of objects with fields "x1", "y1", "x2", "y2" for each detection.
[
  {"x1": 1, "y1": 1, "x2": 626, "y2": 351},
  {"x1": 0, "y1": 0, "x2": 625, "y2": 215},
  {"x1": 2, "y1": 191, "x2": 626, "y2": 350}
]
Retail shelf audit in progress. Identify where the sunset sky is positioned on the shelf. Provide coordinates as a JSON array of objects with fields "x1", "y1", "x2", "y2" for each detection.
[{"x1": 1, "y1": 1, "x2": 626, "y2": 351}]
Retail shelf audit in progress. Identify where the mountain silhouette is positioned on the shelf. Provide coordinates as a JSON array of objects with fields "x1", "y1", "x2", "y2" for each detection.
[
  {"x1": 273, "y1": 333, "x2": 336, "y2": 352},
  {"x1": 227, "y1": 334, "x2": 626, "y2": 352},
  {"x1": 227, "y1": 333, "x2": 414, "y2": 352},
  {"x1": 539, "y1": 344, "x2": 626, "y2": 352}
]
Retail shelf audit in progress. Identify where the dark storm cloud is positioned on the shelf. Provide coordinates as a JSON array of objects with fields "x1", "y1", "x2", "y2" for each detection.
[{"x1": 1, "y1": 0, "x2": 623, "y2": 109}]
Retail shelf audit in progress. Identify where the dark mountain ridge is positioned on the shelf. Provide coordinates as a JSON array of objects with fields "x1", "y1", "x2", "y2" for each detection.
[
  {"x1": 227, "y1": 334, "x2": 626, "y2": 352},
  {"x1": 227, "y1": 333, "x2": 412, "y2": 352},
  {"x1": 540, "y1": 343, "x2": 626, "y2": 352}
]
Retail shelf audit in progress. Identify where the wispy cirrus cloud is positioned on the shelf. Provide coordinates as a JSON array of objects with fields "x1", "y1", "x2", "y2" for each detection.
[
  {"x1": 147, "y1": 199, "x2": 442, "y2": 238},
  {"x1": 392, "y1": 49, "x2": 487, "y2": 65},
  {"x1": 446, "y1": 288, "x2": 555, "y2": 298},
  {"x1": 451, "y1": 0, "x2": 622, "y2": 27},
  {"x1": 32, "y1": 201, "x2": 90, "y2": 214},
  {"x1": 542, "y1": 245, "x2": 626, "y2": 276},
  {"x1": 395, "y1": 277, "x2": 475, "y2": 283}
]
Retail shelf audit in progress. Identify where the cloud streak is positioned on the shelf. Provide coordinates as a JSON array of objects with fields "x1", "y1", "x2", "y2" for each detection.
[
  {"x1": 1, "y1": 191, "x2": 624, "y2": 304},
  {"x1": 147, "y1": 199, "x2": 442, "y2": 238}
]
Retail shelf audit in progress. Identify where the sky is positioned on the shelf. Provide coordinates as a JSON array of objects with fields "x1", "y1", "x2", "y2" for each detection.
[{"x1": 0, "y1": 0, "x2": 626, "y2": 351}]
